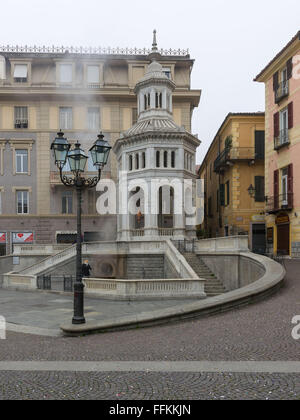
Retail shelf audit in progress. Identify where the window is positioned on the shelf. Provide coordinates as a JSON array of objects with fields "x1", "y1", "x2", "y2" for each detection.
[
  {"x1": 255, "y1": 176, "x2": 265, "y2": 202},
  {"x1": 156, "y1": 151, "x2": 160, "y2": 168},
  {"x1": 87, "y1": 107, "x2": 100, "y2": 130},
  {"x1": 274, "y1": 103, "x2": 293, "y2": 149},
  {"x1": 87, "y1": 65, "x2": 100, "y2": 85},
  {"x1": 281, "y1": 168, "x2": 288, "y2": 205},
  {"x1": 59, "y1": 107, "x2": 73, "y2": 130},
  {"x1": 14, "y1": 64, "x2": 28, "y2": 83},
  {"x1": 62, "y1": 191, "x2": 73, "y2": 214},
  {"x1": 163, "y1": 67, "x2": 172, "y2": 79},
  {"x1": 171, "y1": 151, "x2": 175, "y2": 168},
  {"x1": 220, "y1": 184, "x2": 225, "y2": 206},
  {"x1": 14, "y1": 107, "x2": 28, "y2": 129},
  {"x1": 164, "y1": 151, "x2": 168, "y2": 168},
  {"x1": 17, "y1": 191, "x2": 29, "y2": 214},
  {"x1": 135, "y1": 154, "x2": 139, "y2": 170},
  {"x1": 142, "y1": 152, "x2": 146, "y2": 169},
  {"x1": 226, "y1": 181, "x2": 230, "y2": 206},
  {"x1": 255, "y1": 131, "x2": 265, "y2": 160},
  {"x1": 15, "y1": 150, "x2": 28, "y2": 173},
  {"x1": 155, "y1": 92, "x2": 162, "y2": 108},
  {"x1": 59, "y1": 64, "x2": 72, "y2": 84},
  {"x1": 132, "y1": 108, "x2": 138, "y2": 125},
  {"x1": 129, "y1": 155, "x2": 133, "y2": 171}
]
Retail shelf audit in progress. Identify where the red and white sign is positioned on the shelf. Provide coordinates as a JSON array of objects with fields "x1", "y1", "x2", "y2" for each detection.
[
  {"x1": 0, "y1": 233, "x2": 6, "y2": 243},
  {"x1": 12, "y1": 233, "x2": 34, "y2": 243}
]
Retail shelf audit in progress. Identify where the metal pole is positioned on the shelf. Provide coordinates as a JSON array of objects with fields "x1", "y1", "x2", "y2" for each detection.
[{"x1": 72, "y1": 185, "x2": 86, "y2": 325}]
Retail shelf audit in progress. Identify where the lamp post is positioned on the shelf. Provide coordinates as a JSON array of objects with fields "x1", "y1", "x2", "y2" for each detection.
[{"x1": 51, "y1": 131, "x2": 111, "y2": 324}]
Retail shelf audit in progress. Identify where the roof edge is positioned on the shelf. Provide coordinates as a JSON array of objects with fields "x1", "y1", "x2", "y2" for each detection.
[
  {"x1": 254, "y1": 31, "x2": 300, "y2": 82},
  {"x1": 198, "y1": 112, "x2": 265, "y2": 174}
]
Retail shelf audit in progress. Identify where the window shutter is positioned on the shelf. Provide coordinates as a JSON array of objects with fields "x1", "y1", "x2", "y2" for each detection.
[
  {"x1": 255, "y1": 176, "x2": 265, "y2": 202},
  {"x1": 288, "y1": 102, "x2": 293, "y2": 129},
  {"x1": 288, "y1": 164, "x2": 294, "y2": 208},
  {"x1": 287, "y1": 58, "x2": 293, "y2": 80},
  {"x1": 220, "y1": 184, "x2": 225, "y2": 206},
  {"x1": 226, "y1": 181, "x2": 230, "y2": 206},
  {"x1": 273, "y1": 72, "x2": 279, "y2": 91},
  {"x1": 255, "y1": 130, "x2": 265, "y2": 159},
  {"x1": 274, "y1": 112, "x2": 280, "y2": 138},
  {"x1": 274, "y1": 170, "x2": 279, "y2": 209}
]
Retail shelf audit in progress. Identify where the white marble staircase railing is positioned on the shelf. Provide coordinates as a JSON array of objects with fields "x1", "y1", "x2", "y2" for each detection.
[{"x1": 18, "y1": 244, "x2": 76, "y2": 275}]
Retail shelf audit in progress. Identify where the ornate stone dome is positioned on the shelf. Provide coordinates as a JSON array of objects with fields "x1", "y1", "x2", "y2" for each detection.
[{"x1": 124, "y1": 116, "x2": 184, "y2": 137}]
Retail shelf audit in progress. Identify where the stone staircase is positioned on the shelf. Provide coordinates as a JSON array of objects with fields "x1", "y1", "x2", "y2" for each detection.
[
  {"x1": 183, "y1": 253, "x2": 226, "y2": 297},
  {"x1": 127, "y1": 255, "x2": 165, "y2": 279}
]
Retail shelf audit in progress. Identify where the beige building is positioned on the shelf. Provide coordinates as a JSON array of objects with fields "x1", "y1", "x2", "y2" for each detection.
[
  {"x1": 198, "y1": 113, "x2": 266, "y2": 253},
  {"x1": 0, "y1": 42, "x2": 201, "y2": 254}
]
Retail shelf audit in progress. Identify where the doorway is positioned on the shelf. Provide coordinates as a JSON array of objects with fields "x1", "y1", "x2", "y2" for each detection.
[
  {"x1": 252, "y1": 224, "x2": 266, "y2": 254},
  {"x1": 277, "y1": 223, "x2": 290, "y2": 255}
]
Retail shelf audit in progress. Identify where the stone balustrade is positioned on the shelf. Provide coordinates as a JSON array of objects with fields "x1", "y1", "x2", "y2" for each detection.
[
  {"x1": 3, "y1": 273, "x2": 36, "y2": 289},
  {"x1": 84, "y1": 277, "x2": 206, "y2": 300},
  {"x1": 13, "y1": 244, "x2": 69, "y2": 256},
  {"x1": 194, "y1": 236, "x2": 249, "y2": 253}
]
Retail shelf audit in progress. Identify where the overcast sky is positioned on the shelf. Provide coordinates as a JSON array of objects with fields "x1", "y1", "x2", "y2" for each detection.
[{"x1": 1, "y1": 0, "x2": 300, "y2": 163}]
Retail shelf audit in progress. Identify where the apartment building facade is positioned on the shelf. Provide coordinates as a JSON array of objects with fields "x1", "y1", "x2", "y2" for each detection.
[
  {"x1": 255, "y1": 31, "x2": 300, "y2": 257},
  {"x1": 199, "y1": 113, "x2": 266, "y2": 253},
  {"x1": 0, "y1": 43, "x2": 201, "y2": 255}
]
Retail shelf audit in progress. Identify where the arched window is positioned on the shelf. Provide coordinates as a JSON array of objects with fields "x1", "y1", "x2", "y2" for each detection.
[
  {"x1": 155, "y1": 92, "x2": 162, "y2": 108},
  {"x1": 148, "y1": 93, "x2": 151, "y2": 108},
  {"x1": 135, "y1": 154, "x2": 139, "y2": 170},
  {"x1": 156, "y1": 151, "x2": 160, "y2": 168},
  {"x1": 129, "y1": 155, "x2": 133, "y2": 171},
  {"x1": 164, "y1": 151, "x2": 168, "y2": 168},
  {"x1": 142, "y1": 152, "x2": 146, "y2": 169},
  {"x1": 171, "y1": 151, "x2": 175, "y2": 168}
]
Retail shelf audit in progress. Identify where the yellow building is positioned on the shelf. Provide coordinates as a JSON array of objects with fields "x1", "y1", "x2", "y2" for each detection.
[{"x1": 199, "y1": 113, "x2": 266, "y2": 253}]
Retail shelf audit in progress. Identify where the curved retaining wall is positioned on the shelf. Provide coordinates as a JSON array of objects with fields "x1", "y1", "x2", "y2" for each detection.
[{"x1": 61, "y1": 252, "x2": 286, "y2": 336}]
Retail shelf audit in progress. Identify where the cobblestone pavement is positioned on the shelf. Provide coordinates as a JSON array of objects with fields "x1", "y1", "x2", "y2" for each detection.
[
  {"x1": 0, "y1": 260, "x2": 299, "y2": 400},
  {"x1": 0, "y1": 371, "x2": 299, "y2": 400}
]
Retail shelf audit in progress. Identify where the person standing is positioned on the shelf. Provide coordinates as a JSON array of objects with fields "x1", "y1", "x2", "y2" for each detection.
[{"x1": 82, "y1": 260, "x2": 92, "y2": 277}]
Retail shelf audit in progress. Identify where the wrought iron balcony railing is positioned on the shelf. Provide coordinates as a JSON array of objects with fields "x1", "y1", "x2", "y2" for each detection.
[
  {"x1": 214, "y1": 147, "x2": 256, "y2": 172},
  {"x1": 14, "y1": 119, "x2": 28, "y2": 129},
  {"x1": 275, "y1": 81, "x2": 289, "y2": 103},
  {"x1": 266, "y1": 193, "x2": 293, "y2": 213},
  {"x1": 274, "y1": 129, "x2": 290, "y2": 150}
]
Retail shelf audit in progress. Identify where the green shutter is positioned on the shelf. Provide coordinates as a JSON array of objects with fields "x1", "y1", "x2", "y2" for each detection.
[
  {"x1": 220, "y1": 184, "x2": 225, "y2": 206},
  {"x1": 255, "y1": 176, "x2": 265, "y2": 202}
]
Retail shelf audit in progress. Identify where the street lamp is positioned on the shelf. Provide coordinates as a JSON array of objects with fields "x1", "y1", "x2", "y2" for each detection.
[
  {"x1": 247, "y1": 184, "x2": 256, "y2": 198},
  {"x1": 51, "y1": 131, "x2": 111, "y2": 324}
]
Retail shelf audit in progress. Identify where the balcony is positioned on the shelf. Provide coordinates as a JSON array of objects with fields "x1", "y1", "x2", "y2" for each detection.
[
  {"x1": 275, "y1": 81, "x2": 289, "y2": 104},
  {"x1": 14, "y1": 119, "x2": 28, "y2": 129},
  {"x1": 214, "y1": 147, "x2": 256, "y2": 173},
  {"x1": 274, "y1": 129, "x2": 290, "y2": 150},
  {"x1": 266, "y1": 193, "x2": 294, "y2": 214}
]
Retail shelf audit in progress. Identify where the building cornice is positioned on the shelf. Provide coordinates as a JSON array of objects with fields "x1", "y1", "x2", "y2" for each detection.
[
  {"x1": 254, "y1": 31, "x2": 300, "y2": 82},
  {"x1": 113, "y1": 130, "x2": 200, "y2": 155}
]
